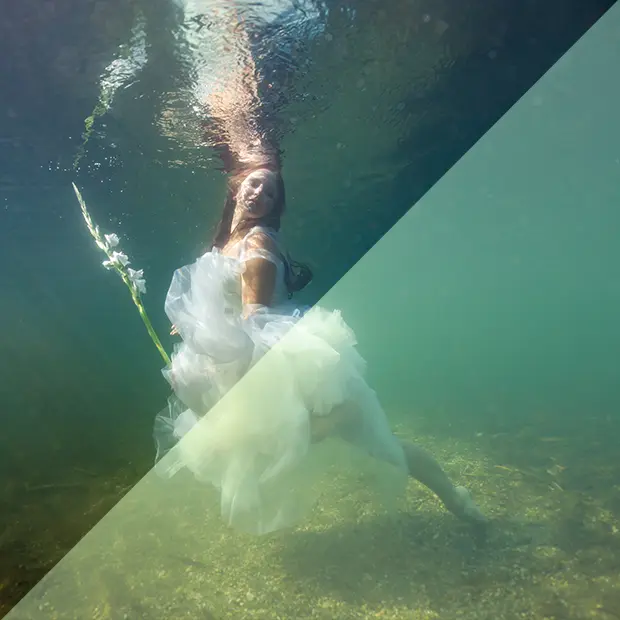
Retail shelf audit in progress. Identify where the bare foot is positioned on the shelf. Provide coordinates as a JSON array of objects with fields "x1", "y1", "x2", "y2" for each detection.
[{"x1": 452, "y1": 486, "x2": 488, "y2": 525}]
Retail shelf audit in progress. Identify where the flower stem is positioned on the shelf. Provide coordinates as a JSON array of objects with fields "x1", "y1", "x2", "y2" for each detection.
[
  {"x1": 73, "y1": 182, "x2": 172, "y2": 368},
  {"x1": 122, "y1": 272, "x2": 171, "y2": 366}
]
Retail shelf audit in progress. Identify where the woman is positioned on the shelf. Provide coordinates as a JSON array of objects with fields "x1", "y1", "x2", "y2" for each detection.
[{"x1": 154, "y1": 8, "x2": 487, "y2": 535}]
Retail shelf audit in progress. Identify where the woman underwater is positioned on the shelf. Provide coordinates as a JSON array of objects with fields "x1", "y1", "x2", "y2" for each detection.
[{"x1": 154, "y1": 6, "x2": 487, "y2": 535}]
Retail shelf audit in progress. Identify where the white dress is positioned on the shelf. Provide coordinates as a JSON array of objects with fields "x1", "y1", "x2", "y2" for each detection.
[{"x1": 153, "y1": 226, "x2": 408, "y2": 534}]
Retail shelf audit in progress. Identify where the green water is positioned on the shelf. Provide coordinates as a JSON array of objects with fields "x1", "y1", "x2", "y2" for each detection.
[{"x1": 2, "y1": 1, "x2": 620, "y2": 618}]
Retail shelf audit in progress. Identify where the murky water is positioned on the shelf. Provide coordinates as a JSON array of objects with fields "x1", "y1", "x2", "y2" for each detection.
[{"x1": 1, "y1": 0, "x2": 619, "y2": 617}]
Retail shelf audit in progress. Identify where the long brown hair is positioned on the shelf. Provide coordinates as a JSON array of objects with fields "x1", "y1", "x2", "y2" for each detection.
[{"x1": 212, "y1": 164, "x2": 312, "y2": 296}]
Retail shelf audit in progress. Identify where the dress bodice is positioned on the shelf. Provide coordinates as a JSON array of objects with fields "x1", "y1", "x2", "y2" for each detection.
[{"x1": 224, "y1": 226, "x2": 290, "y2": 308}]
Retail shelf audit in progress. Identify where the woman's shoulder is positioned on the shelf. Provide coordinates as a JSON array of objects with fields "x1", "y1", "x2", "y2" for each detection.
[
  {"x1": 243, "y1": 226, "x2": 282, "y2": 254},
  {"x1": 222, "y1": 226, "x2": 284, "y2": 266}
]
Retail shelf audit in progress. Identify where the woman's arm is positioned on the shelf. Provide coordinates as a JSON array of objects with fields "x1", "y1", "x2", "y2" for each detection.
[
  {"x1": 240, "y1": 231, "x2": 281, "y2": 315},
  {"x1": 241, "y1": 258, "x2": 276, "y2": 312}
]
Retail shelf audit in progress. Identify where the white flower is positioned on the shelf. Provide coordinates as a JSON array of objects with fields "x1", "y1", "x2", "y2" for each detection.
[
  {"x1": 102, "y1": 251, "x2": 130, "y2": 270},
  {"x1": 104, "y1": 233, "x2": 120, "y2": 248},
  {"x1": 112, "y1": 251, "x2": 130, "y2": 266},
  {"x1": 127, "y1": 267, "x2": 146, "y2": 294}
]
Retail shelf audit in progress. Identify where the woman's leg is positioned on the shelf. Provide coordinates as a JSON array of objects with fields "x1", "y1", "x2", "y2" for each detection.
[
  {"x1": 399, "y1": 439, "x2": 487, "y2": 524},
  {"x1": 311, "y1": 404, "x2": 487, "y2": 525}
]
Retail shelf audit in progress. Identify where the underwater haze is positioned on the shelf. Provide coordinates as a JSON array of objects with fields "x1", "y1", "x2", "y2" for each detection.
[{"x1": 1, "y1": 0, "x2": 620, "y2": 617}]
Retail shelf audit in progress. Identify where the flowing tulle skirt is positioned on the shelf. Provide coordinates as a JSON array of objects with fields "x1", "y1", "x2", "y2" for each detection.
[{"x1": 153, "y1": 250, "x2": 408, "y2": 534}]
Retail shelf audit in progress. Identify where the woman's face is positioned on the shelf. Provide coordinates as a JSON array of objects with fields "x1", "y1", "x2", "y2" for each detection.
[{"x1": 236, "y1": 168, "x2": 278, "y2": 217}]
